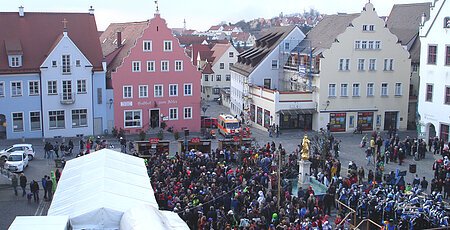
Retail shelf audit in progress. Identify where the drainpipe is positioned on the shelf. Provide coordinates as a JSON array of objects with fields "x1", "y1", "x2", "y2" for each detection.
[
  {"x1": 39, "y1": 72, "x2": 45, "y2": 139},
  {"x1": 91, "y1": 70, "x2": 95, "y2": 136}
]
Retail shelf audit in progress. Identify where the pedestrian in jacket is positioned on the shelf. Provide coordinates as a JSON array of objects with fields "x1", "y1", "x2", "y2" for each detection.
[
  {"x1": 19, "y1": 173, "x2": 27, "y2": 197},
  {"x1": 46, "y1": 177, "x2": 54, "y2": 200},
  {"x1": 30, "y1": 180, "x2": 39, "y2": 202},
  {"x1": 11, "y1": 174, "x2": 18, "y2": 196},
  {"x1": 42, "y1": 175, "x2": 48, "y2": 200}
]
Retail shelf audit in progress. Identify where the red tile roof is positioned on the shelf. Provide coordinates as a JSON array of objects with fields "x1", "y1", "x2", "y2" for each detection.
[
  {"x1": 202, "y1": 62, "x2": 214, "y2": 74},
  {"x1": 211, "y1": 43, "x2": 231, "y2": 66},
  {"x1": 0, "y1": 12, "x2": 104, "y2": 74},
  {"x1": 191, "y1": 44, "x2": 213, "y2": 65},
  {"x1": 209, "y1": 25, "x2": 222, "y2": 31},
  {"x1": 176, "y1": 35, "x2": 207, "y2": 47}
]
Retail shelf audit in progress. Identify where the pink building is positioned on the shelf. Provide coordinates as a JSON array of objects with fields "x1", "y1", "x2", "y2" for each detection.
[{"x1": 101, "y1": 12, "x2": 201, "y2": 134}]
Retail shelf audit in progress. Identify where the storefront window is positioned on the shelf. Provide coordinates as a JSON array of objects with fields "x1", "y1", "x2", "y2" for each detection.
[
  {"x1": 264, "y1": 110, "x2": 271, "y2": 128},
  {"x1": 357, "y1": 112, "x2": 374, "y2": 131},
  {"x1": 330, "y1": 113, "x2": 346, "y2": 132},
  {"x1": 441, "y1": 124, "x2": 449, "y2": 142},
  {"x1": 250, "y1": 104, "x2": 255, "y2": 122},
  {"x1": 257, "y1": 107, "x2": 263, "y2": 126}
]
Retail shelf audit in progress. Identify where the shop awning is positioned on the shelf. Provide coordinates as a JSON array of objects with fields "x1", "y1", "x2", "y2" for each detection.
[{"x1": 278, "y1": 109, "x2": 316, "y2": 115}]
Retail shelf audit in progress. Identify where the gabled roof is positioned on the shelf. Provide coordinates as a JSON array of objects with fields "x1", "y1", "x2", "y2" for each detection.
[
  {"x1": 100, "y1": 21, "x2": 148, "y2": 77},
  {"x1": 191, "y1": 44, "x2": 213, "y2": 65},
  {"x1": 209, "y1": 25, "x2": 222, "y2": 31},
  {"x1": 0, "y1": 12, "x2": 104, "y2": 74},
  {"x1": 231, "y1": 25, "x2": 297, "y2": 76},
  {"x1": 211, "y1": 43, "x2": 231, "y2": 66},
  {"x1": 305, "y1": 13, "x2": 360, "y2": 50},
  {"x1": 231, "y1": 32, "x2": 251, "y2": 42},
  {"x1": 202, "y1": 62, "x2": 214, "y2": 74},
  {"x1": 386, "y1": 2, "x2": 430, "y2": 62},
  {"x1": 176, "y1": 35, "x2": 207, "y2": 47}
]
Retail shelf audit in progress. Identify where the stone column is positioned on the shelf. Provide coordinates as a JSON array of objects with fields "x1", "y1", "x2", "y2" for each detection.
[{"x1": 298, "y1": 159, "x2": 312, "y2": 189}]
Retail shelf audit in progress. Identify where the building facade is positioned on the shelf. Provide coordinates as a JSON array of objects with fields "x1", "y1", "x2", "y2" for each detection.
[
  {"x1": 0, "y1": 8, "x2": 107, "y2": 140},
  {"x1": 314, "y1": 2, "x2": 410, "y2": 132},
  {"x1": 418, "y1": 0, "x2": 450, "y2": 142},
  {"x1": 103, "y1": 12, "x2": 201, "y2": 134}
]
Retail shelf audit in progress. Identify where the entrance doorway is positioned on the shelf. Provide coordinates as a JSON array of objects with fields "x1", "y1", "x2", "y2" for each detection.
[
  {"x1": 149, "y1": 109, "x2": 160, "y2": 129},
  {"x1": 429, "y1": 124, "x2": 436, "y2": 138},
  {"x1": 384, "y1": 111, "x2": 398, "y2": 131},
  {"x1": 0, "y1": 114, "x2": 5, "y2": 139}
]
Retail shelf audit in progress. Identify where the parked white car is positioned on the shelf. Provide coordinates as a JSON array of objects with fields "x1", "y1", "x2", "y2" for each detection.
[
  {"x1": 0, "y1": 144, "x2": 35, "y2": 161},
  {"x1": 4, "y1": 152, "x2": 29, "y2": 172}
]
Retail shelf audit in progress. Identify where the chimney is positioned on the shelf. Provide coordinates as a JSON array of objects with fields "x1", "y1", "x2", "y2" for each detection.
[
  {"x1": 19, "y1": 6, "x2": 24, "y2": 17},
  {"x1": 89, "y1": 6, "x2": 94, "y2": 15},
  {"x1": 117, "y1": 31, "x2": 122, "y2": 48},
  {"x1": 421, "y1": 12, "x2": 427, "y2": 26}
]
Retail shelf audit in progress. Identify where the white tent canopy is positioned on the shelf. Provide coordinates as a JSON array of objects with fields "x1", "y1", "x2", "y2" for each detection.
[
  {"x1": 9, "y1": 216, "x2": 70, "y2": 230},
  {"x1": 120, "y1": 204, "x2": 189, "y2": 230},
  {"x1": 48, "y1": 149, "x2": 158, "y2": 230}
]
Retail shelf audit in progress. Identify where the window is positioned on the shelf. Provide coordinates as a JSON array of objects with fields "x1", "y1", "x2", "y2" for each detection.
[
  {"x1": 213, "y1": 88, "x2": 220, "y2": 95},
  {"x1": 161, "y1": 61, "x2": 169, "y2": 71},
  {"x1": 445, "y1": 17, "x2": 450, "y2": 28},
  {"x1": 204, "y1": 74, "x2": 209, "y2": 81},
  {"x1": 124, "y1": 110, "x2": 141, "y2": 128},
  {"x1": 369, "y1": 25, "x2": 375, "y2": 31},
  {"x1": 184, "y1": 107, "x2": 192, "y2": 119},
  {"x1": 358, "y1": 59, "x2": 365, "y2": 71},
  {"x1": 175, "y1": 60, "x2": 183, "y2": 71},
  {"x1": 441, "y1": 124, "x2": 449, "y2": 143},
  {"x1": 12, "y1": 112, "x2": 23, "y2": 132},
  {"x1": 62, "y1": 54, "x2": 71, "y2": 74},
  {"x1": 446, "y1": 46, "x2": 450, "y2": 66},
  {"x1": 395, "y1": 83, "x2": 402, "y2": 96},
  {"x1": 384, "y1": 59, "x2": 394, "y2": 71},
  {"x1": 154, "y1": 85, "x2": 163, "y2": 97},
  {"x1": 229, "y1": 52, "x2": 234, "y2": 58},
  {"x1": 147, "y1": 61, "x2": 155, "y2": 72},
  {"x1": 163, "y1": 40, "x2": 172, "y2": 51},
  {"x1": 62, "y1": 80, "x2": 73, "y2": 101},
  {"x1": 49, "y1": 110, "x2": 65, "y2": 129},
  {"x1": 139, "y1": 85, "x2": 148, "y2": 98},
  {"x1": 426, "y1": 84, "x2": 433, "y2": 102},
  {"x1": 412, "y1": 63, "x2": 419, "y2": 72},
  {"x1": 220, "y1": 63, "x2": 225, "y2": 69},
  {"x1": 11, "y1": 81, "x2": 22, "y2": 97},
  {"x1": 169, "y1": 108, "x2": 178, "y2": 120},
  {"x1": 340, "y1": 84, "x2": 348, "y2": 97},
  {"x1": 328, "y1": 84, "x2": 336, "y2": 97},
  {"x1": 169, "y1": 84, "x2": 178, "y2": 96},
  {"x1": 428, "y1": 45, "x2": 437, "y2": 64},
  {"x1": 284, "y1": 42, "x2": 290, "y2": 50},
  {"x1": 216, "y1": 75, "x2": 222, "y2": 81},
  {"x1": 123, "y1": 86, "x2": 132, "y2": 98},
  {"x1": 9, "y1": 56, "x2": 22, "y2": 67},
  {"x1": 263, "y1": 79, "x2": 271, "y2": 89},
  {"x1": 72, "y1": 109, "x2": 88, "y2": 127},
  {"x1": 355, "y1": 41, "x2": 361, "y2": 49},
  {"x1": 368, "y1": 41, "x2": 374, "y2": 49},
  {"x1": 339, "y1": 59, "x2": 350, "y2": 71},
  {"x1": 143, "y1": 40, "x2": 152, "y2": 52},
  {"x1": 229, "y1": 63, "x2": 233, "y2": 69},
  {"x1": 47, "y1": 81, "x2": 57, "y2": 95},
  {"x1": 77, "y1": 80, "x2": 87, "y2": 94},
  {"x1": 445, "y1": 86, "x2": 450, "y2": 104},
  {"x1": 226, "y1": 74, "x2": 231, "y2": 81},
  {"x1": 362, "y1": 25, "x2": 368, "y2": 31},
  {"x1": 132, "y1": 61, "x2": 141, "y2": 72},
  {"x1": 28, "y1": 81, "x2": 40, "y2": 96},
  {"x1": 52, "y1": 61, "x2": 57, "y2": 67},
  {"x1": 184, "y1": 84, "x2": 192, "y2": 96},
  {"x1": 271, "y1": 60, "x2": 279, "y2": 69},
  {"x1": 352, "y1": 83, "x2": 360, "y2": 96},
  {"x1": 367, "y1": 83, "x2": 374, "y2": 96},
  {"x1": 30, "y1": 111, "x2": 41, "y2": 131},
  {"x1": 75, "y1": 60, "x2": 81, "y2": 67},
  {"x1": 381, "y1": 83, "x2": 388, "y2": 96},
  {"x1": 361, "y1": 41, "x2": 367, "y2": 49},
  {"x1": 369, "y1": 59, "x2": 376, "y2": 71},
  {"x1": 0, "y1": 82, "x2": 4, "y2": 97},
  {"x1": 375, "y1": 41, "x2": 381, "y2": 49}
]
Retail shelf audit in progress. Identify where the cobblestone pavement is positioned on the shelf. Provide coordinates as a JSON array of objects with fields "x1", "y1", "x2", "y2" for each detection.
[{"x1": 0, "y1": 101, "x2": 439, "y2": 229}]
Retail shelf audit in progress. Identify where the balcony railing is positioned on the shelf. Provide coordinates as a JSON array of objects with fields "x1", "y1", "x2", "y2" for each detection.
[{"x1": 60, "y1": 92, "x2": 76, "y2": 105}]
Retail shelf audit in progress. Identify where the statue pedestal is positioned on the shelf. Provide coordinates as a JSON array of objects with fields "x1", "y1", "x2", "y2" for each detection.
[{"x1": 298, "y1": 159, "x2": 312, "y2": 189}]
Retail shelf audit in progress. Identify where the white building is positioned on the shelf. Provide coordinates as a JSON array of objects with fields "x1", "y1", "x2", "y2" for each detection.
[
  {"x1": 418, "y1": 0, "x2": 450, "y2": 142},
  {"x1": 314, "y1": 2, "x2": 411, "y2": 132}
]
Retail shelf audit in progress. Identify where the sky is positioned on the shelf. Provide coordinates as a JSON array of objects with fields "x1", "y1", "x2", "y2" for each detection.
[{"x1": 4, "y1": 0, "x2": 429, "y2": 31}]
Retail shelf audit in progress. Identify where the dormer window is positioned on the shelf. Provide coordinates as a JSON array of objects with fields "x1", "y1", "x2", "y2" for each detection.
[{"x1": 9, "y1": 55, "x2": 22, "y2": 68}]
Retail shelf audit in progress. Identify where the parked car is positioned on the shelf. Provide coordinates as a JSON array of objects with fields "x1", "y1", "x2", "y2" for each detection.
[
  {"x1": 0, "y1": 144, "x2": 35, "y2": 161},
  {"x1": 4, "y1": 152, "x2": 29, "y2": 172}
]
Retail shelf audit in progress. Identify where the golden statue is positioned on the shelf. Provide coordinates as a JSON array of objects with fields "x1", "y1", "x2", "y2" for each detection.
[{"x1": 301, "y1": 135, "x2": 310, "y2": 160}]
